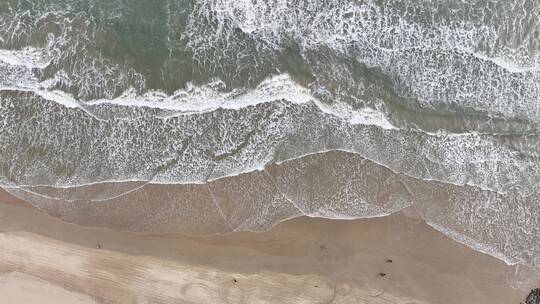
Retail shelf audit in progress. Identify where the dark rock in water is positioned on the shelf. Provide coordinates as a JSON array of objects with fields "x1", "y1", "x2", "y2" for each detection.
[{"x1": 526, "y1": 289, "x2": 540, "y2": 304}]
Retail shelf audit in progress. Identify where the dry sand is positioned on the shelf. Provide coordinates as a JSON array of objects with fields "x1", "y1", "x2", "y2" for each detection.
[
  {"x1": 0, "y1": 272, "x2": 97, "y2": 304},
  {"x1": 0, "y1": 189, "x2": 538, "y2": 304}
]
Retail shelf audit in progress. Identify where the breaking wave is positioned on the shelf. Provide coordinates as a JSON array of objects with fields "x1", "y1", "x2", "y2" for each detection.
[{"x1": 0, "y1": 0, "x2": 539, "y2": 272}]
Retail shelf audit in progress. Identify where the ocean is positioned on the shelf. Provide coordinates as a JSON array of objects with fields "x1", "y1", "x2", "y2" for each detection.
[{"x1": 0, "y1": 0, "x2": 539, "y2": 272}]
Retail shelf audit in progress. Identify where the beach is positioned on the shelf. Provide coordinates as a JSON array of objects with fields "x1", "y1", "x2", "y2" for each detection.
[
  {"x1": 1, "y1": 1, "x2": 540, "y2": 302},
  {"x1": 1, "y1": 189, "x2": 537, "y2": 304}
]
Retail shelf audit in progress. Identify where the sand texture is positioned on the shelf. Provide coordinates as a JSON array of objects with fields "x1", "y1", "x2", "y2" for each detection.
[{"x1": 0, "y1": 190, "x2": 538, "y2": 303}]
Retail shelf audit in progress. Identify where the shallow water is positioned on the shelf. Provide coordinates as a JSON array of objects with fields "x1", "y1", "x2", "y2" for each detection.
[{"x1": 0, "y1": 0, "x2": 539, "y2": 271}]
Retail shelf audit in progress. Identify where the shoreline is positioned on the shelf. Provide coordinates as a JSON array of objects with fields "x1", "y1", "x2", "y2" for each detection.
[
  {"x1": 0, "y1": 189, "x2": 538, "y2": 303},
  {"x1": 5, "y1": 149, "x2": 537, "y2": 272}
]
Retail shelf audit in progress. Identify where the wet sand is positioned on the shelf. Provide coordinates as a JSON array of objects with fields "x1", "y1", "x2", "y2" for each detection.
[{"x1": 0, "y1": 189, "x2": 538, "y2": 304}]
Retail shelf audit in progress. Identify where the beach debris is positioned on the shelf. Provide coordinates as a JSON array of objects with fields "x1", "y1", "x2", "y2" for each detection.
[
  {"x1": 386, "y1": 259, "x2": 393, "y2": 263},
  {"x1": 233, "y1": 278, "x2": 237, "y2": 283},
  {"x1": 379, "y1": 273, "x2": 386, "y2": 277},
  {"x1": 525, "y1": 289, "x2": 540, "y2": 304},
  {"x1": 95, "y1": 244, "x2": 103, "y2": 249}
]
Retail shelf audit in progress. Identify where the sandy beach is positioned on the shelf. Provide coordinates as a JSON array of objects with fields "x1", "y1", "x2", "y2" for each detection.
[{"x1": 0, "y1": 189, "x2": 537, "y2": 304}]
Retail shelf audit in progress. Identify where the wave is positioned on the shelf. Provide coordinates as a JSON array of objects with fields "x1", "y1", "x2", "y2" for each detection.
[
  {"x1": 1, "y1": 0, "x2": 539, "y2": 278},
  {"x1": 3, "y1": 150, "x2": 538, "y2": 272},
  {"x1": 2, "y1": 89, "x2": 540, "y2": 195},
  {"x1": 2, "y1": 0, "x2": 540, "y2": 131}
]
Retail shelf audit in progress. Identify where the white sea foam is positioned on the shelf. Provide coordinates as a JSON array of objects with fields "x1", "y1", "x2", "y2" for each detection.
[
  {"x1": 88, "y1": 74, "x2": 312, "y2": 112},
  {"x1": 188, "y1": 0, "x2": 540, "y2": 122},
  {"x1": 0, "y1": 46, "x2": 396, "y2": 128},
  {"x1": 470, "y1": 52, "x2": 540, "y2": 74},
  {"x1": 426, "y1": 221, "x2": 518, "y2": 266},
  {"x1": 2, "y1": 52, "x2": 538, "y2": 202},
  {"x1": 0, "y1": 47, "x2": 50, "y2": 69}
]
